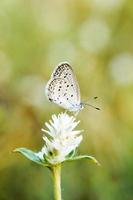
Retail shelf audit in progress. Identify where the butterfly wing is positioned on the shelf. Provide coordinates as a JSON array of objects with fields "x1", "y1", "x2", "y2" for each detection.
[
  {"x1": 51, "y1": 62, "x2": 80, "y2": 104},
  {"x1": 45, "y1": 78, "x2": 78, "y2": 110}
]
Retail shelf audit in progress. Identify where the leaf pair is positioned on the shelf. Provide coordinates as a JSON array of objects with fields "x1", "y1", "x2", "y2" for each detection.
[{"x1": 14, "y1": 148, "x2": 100, "y2": 167}]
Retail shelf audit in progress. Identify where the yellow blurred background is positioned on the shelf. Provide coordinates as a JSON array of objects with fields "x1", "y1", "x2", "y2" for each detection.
[{"x1": 0, "y1": 0, "x2": 133, "y2": 199}]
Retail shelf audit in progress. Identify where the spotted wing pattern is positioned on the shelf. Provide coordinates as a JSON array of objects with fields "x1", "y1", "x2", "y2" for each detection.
[
  {"x1": 52, "y1": 62, "x2": 80, "y2": 102},
  {"x1": 45, "y1": 62, "x2": 81, "y2": 110}
]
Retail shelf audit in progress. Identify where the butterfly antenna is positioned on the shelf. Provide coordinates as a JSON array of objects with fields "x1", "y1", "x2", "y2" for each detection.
[
  {"x1": 84, "y1": 96, "x2": 98, "y2": 103},
  {"x1": 84, "y1": 102, "x2": 100, "y2": 110}
]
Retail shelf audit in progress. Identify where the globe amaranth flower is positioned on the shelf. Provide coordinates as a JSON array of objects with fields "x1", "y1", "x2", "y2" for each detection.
[
  {"x1": 37, "y1": 112, "x2": 83, "y2": 165},
  {"x1": 14, "y1": 112, "x2": 99, "y2": 167}
]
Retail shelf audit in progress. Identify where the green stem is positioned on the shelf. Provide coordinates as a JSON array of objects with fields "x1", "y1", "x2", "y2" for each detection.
[{"x1": 52, "y1": 164, "x2": 62, "y2": 200}]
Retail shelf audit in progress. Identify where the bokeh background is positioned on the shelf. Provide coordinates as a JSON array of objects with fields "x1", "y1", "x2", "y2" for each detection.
[{"x1": 0, "y1": 0, "x2": 133, "y2": 199}]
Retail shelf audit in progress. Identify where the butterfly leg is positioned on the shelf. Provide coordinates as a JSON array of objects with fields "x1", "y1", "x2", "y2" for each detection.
[
  {"x1": 64, "y1": 110, "x2": 68, "y2": 114},
  {"x1": 74, "y1": 111, "x2": 79, "y2": 117}
]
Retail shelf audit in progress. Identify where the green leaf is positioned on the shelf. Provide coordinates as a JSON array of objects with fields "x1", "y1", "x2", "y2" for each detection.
[
  {"x1": 14, "y1": 148, "x2": 49, "y2": 167},
  {"x1": 65, "y1": 155, "x2": 100, "y2": 166},
  {"x1": 65, "y1": 150, "x2": 75, "y2": 159}
]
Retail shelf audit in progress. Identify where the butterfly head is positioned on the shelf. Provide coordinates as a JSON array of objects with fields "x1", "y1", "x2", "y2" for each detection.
[{"x1": 80, "y1": 102, "x2": 85, "y2": 110}]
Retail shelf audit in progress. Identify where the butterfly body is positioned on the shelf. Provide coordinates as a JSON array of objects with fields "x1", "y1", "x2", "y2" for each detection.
[{"x1": 65, "y1": 102, "x2": 84, "y2": 112}]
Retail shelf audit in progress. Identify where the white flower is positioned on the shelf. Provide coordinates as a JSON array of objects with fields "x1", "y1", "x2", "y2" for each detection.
[{"x1": 37, "y1": 113, "x2": 83, "y2": 165}]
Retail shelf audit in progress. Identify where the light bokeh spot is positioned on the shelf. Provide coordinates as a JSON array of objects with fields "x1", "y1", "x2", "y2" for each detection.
[
  {"x1": 109, "y1": 53, "x2": 133, "y2": 85},
  {"x1": 18, "y1": 76, "x2": 44, "y2": 107},
  {"x1": 79, "y1": 18, "x2": 110, "y2": 54}
]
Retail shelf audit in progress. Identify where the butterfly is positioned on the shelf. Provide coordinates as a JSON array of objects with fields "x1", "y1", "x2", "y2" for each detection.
[{"x1": 45, "y1": 62, "x2": 100, "y2": 113}]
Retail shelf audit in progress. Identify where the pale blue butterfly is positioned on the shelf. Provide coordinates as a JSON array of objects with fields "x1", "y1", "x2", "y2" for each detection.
[{"x1": 45, "y1": 62, "x2": 100, "y2": 113}]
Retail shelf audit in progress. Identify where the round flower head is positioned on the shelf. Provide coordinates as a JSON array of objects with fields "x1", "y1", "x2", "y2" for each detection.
[{"x1": 39, "y1": 113, "x2": 83, "y2": 165}]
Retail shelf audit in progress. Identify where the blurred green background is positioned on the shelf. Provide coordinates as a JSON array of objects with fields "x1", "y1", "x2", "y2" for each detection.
[{"x1": 0, "y1": 0, "x2": 133, "y2": 199}]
